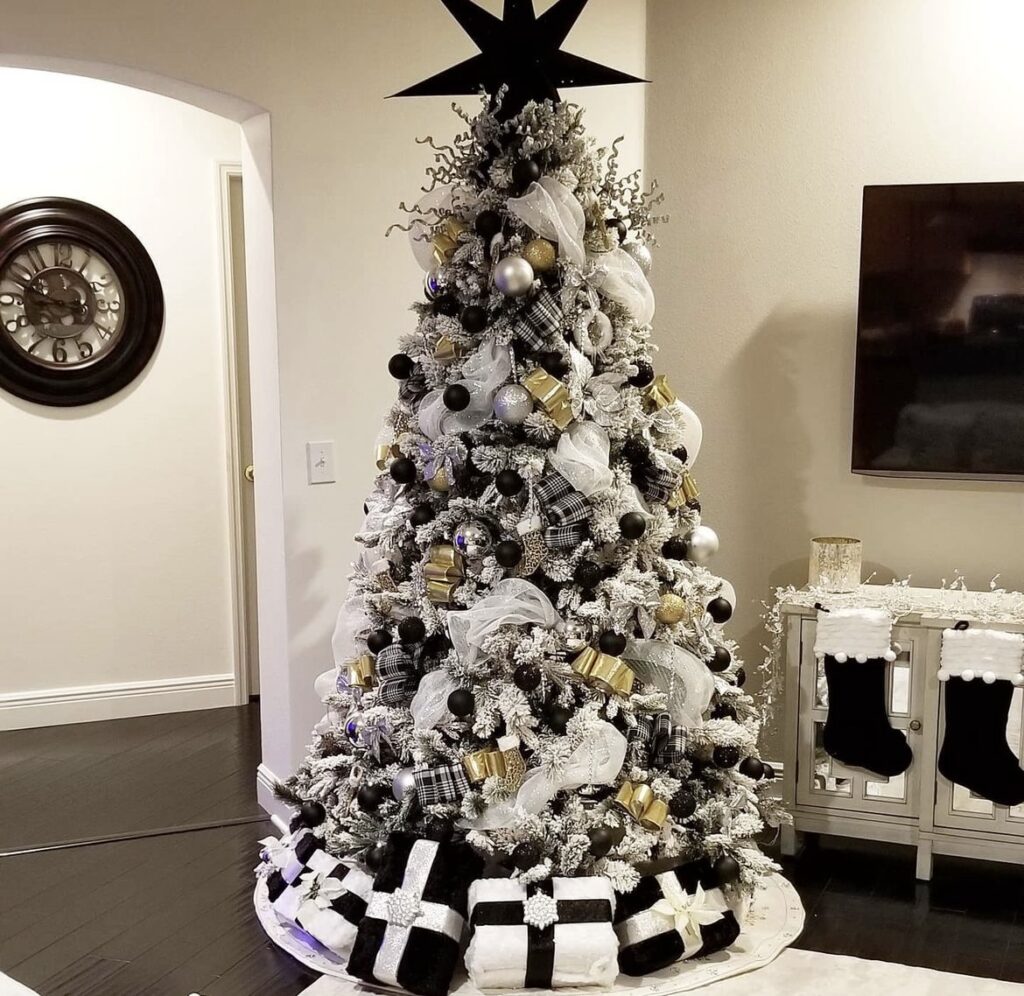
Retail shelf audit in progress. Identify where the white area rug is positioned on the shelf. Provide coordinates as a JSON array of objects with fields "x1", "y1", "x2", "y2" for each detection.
[{"x1": 0, "y1": 974, "x2": 39, "y2": 996}]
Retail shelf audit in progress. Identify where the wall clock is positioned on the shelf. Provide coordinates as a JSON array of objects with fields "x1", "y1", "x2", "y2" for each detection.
[{"x1": 0, "y1": 197, "x2": 163, "y2": 406}]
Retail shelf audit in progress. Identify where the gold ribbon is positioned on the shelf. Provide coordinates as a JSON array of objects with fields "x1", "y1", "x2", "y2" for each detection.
[
  {"x1": 642, "y1": 375, "x2": 677, "y2": 411},
  {"x1": 614, "y1": 781, "x2": 669, "y2": 831},
  {"x1": 375, "y1": 443, "x2": 401, "y2": 471},
  {"x1": 433, "y1": 335, "x2": 467, "y2": 364},
  {"x1": 432, "y1": 217, "x2": 468, "y2": 266},
  {"x1": 462, "y1": 746, "x2": 508, "y2": 784},
  {"x1": 423, "y1": 544, "x2": 465, "y2": 604},
  {"x1": 346, "y1": 654, "x2": 375, "y2": 690},
  {"x1": 572, "y1": 646, "x2": 636, "y2": 697},
  {"x1": 667, "y1": 470, "x2": 701, "y2": 510},
  {"x1": 523, "y1": 368, "x2": 574, "y2": 430}
]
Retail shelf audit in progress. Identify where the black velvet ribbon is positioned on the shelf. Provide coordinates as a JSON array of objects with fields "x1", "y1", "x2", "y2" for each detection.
[{"x1": 469, "y1": 880, "x2": 613, "y2": 988}]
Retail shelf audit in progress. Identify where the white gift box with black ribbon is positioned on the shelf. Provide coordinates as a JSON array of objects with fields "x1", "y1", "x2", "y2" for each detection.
[
  {"x1": 261, "y1": 828, "x2": 373, "y2": 958},
  {"x1": 465, "y1": 877, "x2": 618, "y2": 989}
]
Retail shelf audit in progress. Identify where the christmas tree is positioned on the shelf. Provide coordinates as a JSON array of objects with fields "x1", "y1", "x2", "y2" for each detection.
[{"x1": 260, "y1": 2, "x2": 785, "y2": 990}]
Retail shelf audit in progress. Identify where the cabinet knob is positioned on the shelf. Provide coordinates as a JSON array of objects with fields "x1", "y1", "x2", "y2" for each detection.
[{"x1": 909, "y1": 719, "x2": 922, "y2": 732}]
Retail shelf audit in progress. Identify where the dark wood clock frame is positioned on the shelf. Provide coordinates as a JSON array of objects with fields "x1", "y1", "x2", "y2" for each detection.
[{"x1": 0, "y1": 197, "x2": 164, "y2": 407}]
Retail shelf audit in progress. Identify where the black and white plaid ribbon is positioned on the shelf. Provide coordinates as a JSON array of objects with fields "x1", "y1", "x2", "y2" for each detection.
[
  {"x1": 413, "y1": 761, "x2": 470, "y2": 806},
  {"x1": 545, "y1": 491, "x2": 590, "y2": 527},
  {"x1": 638, "y1": 465, "x2": 680, "y2": 504},
  {"x1": 629, "y1": 712, "x2": 687, "y2": 767},
  {"x1": 544, "y1": 523, "x2": 588, "y2": 551},
  {"x1": 535, "y1": 472, "x2": 590, "y2": 550},
  {"x1": 512, "y1": 289, "x2": 563, "y2": 351},
  {"x1": 376, "y1": 645, "x2": 417, "y2": 707},
  {"x1": 534, "y1": 472, "x2": 574, "y2": 507}
]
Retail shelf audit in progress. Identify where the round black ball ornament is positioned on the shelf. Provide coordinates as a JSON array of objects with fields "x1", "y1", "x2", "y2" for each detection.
[
  {"x1": 573, "y1": 561, "x2": 603, "y2": 590},
  {"x1": 514, "y1": 664, "x2": 542, "y2": 692},
  {"x1": 619, "y1": 512, "x2": 647, "y2": 540},
  {"x1": 299, "y1": 800, "x2": 327, "y2": 828},
  {"x1": 606, "y1": 217, "x2": 628, "y2": 243},
  {"x1": 512, "y1": 841, "x2": 542, "y2": 870},
  {"x1": 713, "y1": 855, "x2": 741, "y2": 886},
  {"x1": 367, "y1": 629, "x2": 393, "y2": 654},
  {"x1": 662, "y1": 537, "x2": 689, "y2": 560},
  {"x1": 357, "y1": 784, "x2": 387, "y2": 811},
  {"x1": 495, "y1": 540, "x2": 523, "y2": 568},
  {"x1": 398, "y1": 617, "x2": 426, "y2": 644},
  {"x1": 388, "y1": 353, "x2": 415, "y2": 380},
  {"x1": 433, "y1": 294, "x2": 459, "y2": 316},
  {"x1": 622, "y1": 436, "x2": 651, "y2": 466},
  {"x1": 708, "y1": 646, "x2": 732, "y2": 672},
  {"x1": 547, "y1": 704, "x2": 573, "y2": 734},
  {"x1": 512, "y1": 158, "x2": 542, "y2": 191},
  {"x1": 713, "y1": 746, "x2": 741, "y2": 769},
  {"x1": 539, "y1": 351, "x2": 569, "y2": 378},
  {"x1": 443, "y1": 384, "x2": 471, "y2": 412},
  {"x1": 410, "y1": 504, "x2": 435, "y2": 527},
  {"x1": 390, "y1": 457, "x2": 418, "y2": 485},
  {"x1": 475, "y1": 210, "x2": 503, "y2": 241},
  {"x1": 628, "y1": 360, "x2": 654, "y2": 388},
  {"x1": 460, "y1": 305, "x2": 488, "y2": 333},
  {"x1": 735, "y1": 666, "x2": 747, "y2": 688},
  {"x1": 739, "y1": 757, "x2": 765, "y2": 780},
  {"x1": 598, "y1": 632, "x2": 627, "y2": 656},
  {"x1": 707, "y1": 597, "x2": 733, "y2": 624},
  {"x1": 365, "y1": 843, "x2": 387, "y2": 873},
  {"x1": 447, "y1": 689, "x2": 475, "y2": 717},
  {"x1": 588, "y1": 826, "x2": 615, "y2": 858},
  {"x1": 669, "y1": 789, "x2": 697, "y2": 819},
  {"x1": 495, "y1": 469, "x2": 524, "y2": 496}
]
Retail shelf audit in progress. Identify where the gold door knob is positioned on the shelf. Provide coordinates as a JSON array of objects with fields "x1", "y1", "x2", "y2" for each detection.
[
  {"x1": 909, "y1": 719, "x2": 922, "y2": 732},
  {"x1": 244, "y1": 464, "x2": 255, "y2": 483}
]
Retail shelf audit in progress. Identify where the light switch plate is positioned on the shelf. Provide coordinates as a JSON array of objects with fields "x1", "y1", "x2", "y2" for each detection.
[{"x1": 306, "y1": 441, "x2": 336, "y2": 485}]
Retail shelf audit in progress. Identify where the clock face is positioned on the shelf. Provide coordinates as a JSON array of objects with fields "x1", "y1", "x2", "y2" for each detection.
[
  {"x1": 0, "y1": 198, "x2": 162, "y2": 407},
  {"x1": 0, "y1": 241, "x2": 125, "y2": 370}
]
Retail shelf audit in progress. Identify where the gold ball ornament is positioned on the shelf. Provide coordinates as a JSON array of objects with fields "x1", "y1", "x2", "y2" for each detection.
[
  {"x1": 655, "y1": 592, "x2": 688, "y2": 625},
  {"x1": 523, "y1": 238, "x2": 557, "y2": 273},
  {"x1": 428, "y1": 468, "x2": 451, "y2": 492}
]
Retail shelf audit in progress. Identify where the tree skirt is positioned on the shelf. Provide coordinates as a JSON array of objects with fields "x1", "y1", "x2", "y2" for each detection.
[{"x1": 254, "y1": 872, "x2": 805, "y2": 995}]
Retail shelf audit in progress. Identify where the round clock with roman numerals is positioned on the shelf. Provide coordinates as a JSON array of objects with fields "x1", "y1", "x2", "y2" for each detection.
[{"x1": 0, "y1": 198, "x2": 163, "y2": 406}]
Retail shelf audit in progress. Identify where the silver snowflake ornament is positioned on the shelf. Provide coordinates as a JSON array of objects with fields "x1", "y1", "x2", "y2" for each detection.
[
  {"x1": 386, "y1": 887, "x2": 423, "y2": 928},
  {"x1": 522, "y1": 891, "x2": 559, "y2": 930}
]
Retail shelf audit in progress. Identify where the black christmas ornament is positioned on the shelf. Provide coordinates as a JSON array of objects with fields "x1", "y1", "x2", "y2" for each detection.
[
  {"x1": 398, "y1": 617, "x2": 426, "y2": 644},
  {"x1": 461, "y1": 304, "x2": 489, "y2": 333},
  {"x1": 289, "y1": 814, "x2": 306, "y2": 833},
  {"x1": 662, "y1": 536, "x2": 689, "y2": 560},
  {"x1": 739, "y1": 756, "x2": 765, "y2": 780},
  {"x1": 573, "y1": 560, "x2": 603, "y2": 589},
  {"x1": 447, "y1": 688, "x2": 476, "y2": 717},
  {"x1": 708, "y1": 646, "x2": 732, "y2": 672},
  {"x1": 367, "y1": 629, "x2": 394, "y2": 655},
  {"x1": 410, "y1": 503, "x2": 435, "y2": 527},
  {"x1": 735, "y1": 666, "x2": 747, "y2": 688},
  {"x1": 443, "y1": 384, "x2": 472, "y2": 412},
  {"x1": 672, "y1": 445, "x2": 689, "y2": 464},
  {"x1": 762, "y1": 762, "x2": 777, "y2": 781},
  {"x1": 424, "y1": 632, "x2": 451, "y2": 657},
  {"x1": 357, "y1": 784, "x2": 387, "y2": 811},
  {"x1": 605, "y1": 217, "x2": 628, "y2": 243},
  {"x1": 433, "y1": 293, "x2": 460, "y2": 317},
  {"x1": 495, "y1": 539, "x2": 524, "y2": 567},
  {"x1": 628, "y1": 360, "x2": 654, "y2": 388},
  {"x1": 711, "y1": 702, "x2": 738, "y2": 721},
  {"x1": 598, "y1": 631, "x2": 627, "y2": 656},
  {"x1": 588, "y1": 826, "x2": 615, "y2": 858},
  {"x1": 669, "y1": 789, "x2": 697, "y2": 819},
  {"x1": 622, "y1": 436, "x2": 651, "y2": 466},
  {"x1": 538, "y1": 350, "x2": 569, "y2": 378},
  {"x1": 390, "y1": 457, "x2": 418, "y2": 484},
  {"x1": 514, "y1": 663, "x2": 542, "y2": 692},
  {"x1": 475, "y1": 209, "x2": 503, "y2": 240},
  {"x1": 392, "y1": 0, "x2": 649, "y2": 121},
  {"x1": 495, "y1": 468, "x2": 524, "y2": 496},
  {"x1": 707, "y1": 597, "x2": 733, "y2": 624},
  {"x1": 512, "y1": 840, "x2": 542, "y2": 871},
  {"x1": 713, "y1": 745, "x2": 741, "y2": 769},
  {"x1": 512, "y1": 157, "x2": 542, "y2": 190},
  {"x1": 388, "y1": 353, "x2": 415, "y2": 380},
  {"x1": 365, "y1": 842, "x2": 387, "y2": 873},
  {"x1": 713, "y1": 854, "x2": 741, "y2": 886},
  {"x1": 619, "y1": 511, "x2": 647, "y2": 540},
  {"x1": 547, "y1": 703, "x2": 573, "y2": 734},
  {"x1": 299, "y1": 800, "x2": 327, "y2": 828}
]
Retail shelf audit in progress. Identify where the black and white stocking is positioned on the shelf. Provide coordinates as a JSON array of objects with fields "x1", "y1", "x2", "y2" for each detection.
[
  {"x1": 815, "y1": 607, "x2": 912, "y2": 778},
  {"x1": 937, "y1": 626, "x2": 1024, "y2": 807}
]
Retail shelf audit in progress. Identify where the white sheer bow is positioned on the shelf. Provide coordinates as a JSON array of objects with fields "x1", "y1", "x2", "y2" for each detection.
[
  {"x1": 548, "y1": 421, "x2": 613, "y2": 497},
  {"x1": 623, "y1": 639, "x2": 714, "y2": 728},
  {"x1": 418, "y1": 338, "x2": 512, "y2": 440},
  {"x1": 507, "y1": 176, "x2": 587, "y2": 267},
  {"x1": 589, "y1": 248, "x2": 656, "y2": 327},
  {"x1": 410, "y1": 670, "x2": 461, "y2": 730}
]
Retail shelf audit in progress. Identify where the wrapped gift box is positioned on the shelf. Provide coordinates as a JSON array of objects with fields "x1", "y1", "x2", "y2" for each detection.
[
  {"x1": 347, "y1": 832, "x2": 483, "y2": 996},
  {"x1": 466, "y1": 877, "x2": 618, "y2": 989},
  {"x1": 615, "y1": 860, "x2": 740, "y2": 976},
  {"x1": 263, "y1": 828, "x2": 373, "y2": 958}
]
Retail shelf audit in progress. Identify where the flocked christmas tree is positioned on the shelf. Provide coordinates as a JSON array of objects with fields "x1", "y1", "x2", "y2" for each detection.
[{"x1": 262, "y1": 2, "x2": 786, "y2": 990}]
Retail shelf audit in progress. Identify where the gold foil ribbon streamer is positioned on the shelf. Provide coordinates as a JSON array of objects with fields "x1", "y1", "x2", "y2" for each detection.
[
  {"x1": 642, "y1": 374, "x2": 677, "y2": 411},
  {"x1": 571, "y1": 646, "x2": 636, "y2": 697},
  {"x1": 375, "y1": 443, "x2": 400, "y2": 471},
  {"x1": 432, "y1": 217, "x2": 468, "y2": 266},
  {"x1": 423, "y1": 544, "x2": 464, "y2": 604},
  {"x1": 522, "y1": 367, "x2": 574, "y2": 431},
  {"x1": 462, "y1": 746, "x2": 508, "y2": 785},
  {"x1": 434, "y1": 335, "x2": 467, "y2": 364},
  {"x1": 614, "y1": 781, "x2": 669, "y2": 831},
  {"x1": 667, "y1": 470, "x2": 701, "y2": 510},
  {"x1": 346, "y1": 654, "x2": 375, "y2": 690}
]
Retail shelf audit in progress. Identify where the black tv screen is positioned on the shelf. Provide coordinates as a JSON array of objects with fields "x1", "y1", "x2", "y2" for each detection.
[{"x1": 853, "y1": 182, "x2": 1024, "y2": 479}]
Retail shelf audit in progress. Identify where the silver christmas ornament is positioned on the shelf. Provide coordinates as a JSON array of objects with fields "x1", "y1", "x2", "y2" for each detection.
[
  {"x1": 624, "y1": 241, "x2": 653, "y2": 275},
  {"x1": 453, "y1": 519, "x2": 494, "y2": 559},
  {"x1": 493, "y1": 384, "x2": 533, "y2": 425},
  {"x1": 424, "y1": 267, "x2": 442, "y2": 300},
  {"x1": 392, "y1": 767, "x2": 416, "y2": 801},
  {"x1": 685, "y1": 524, "x2": 720, "y2": 564},
  {"x1": 493, "y1": 255, "x2": 535, "y2": 297}
]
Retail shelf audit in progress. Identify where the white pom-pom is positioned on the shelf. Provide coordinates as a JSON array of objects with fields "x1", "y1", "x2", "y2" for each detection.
[
  {"x1": 835, "y1": 652, "x2": 848, "y2": 663},
  {"x1": 855, "y1": 654, "x2": 868, "y2": 664},
  {"x1": 983, "y1": 671, "x2": 996, "y2": 684},
  {"x1": 1013, "y1": 674, "x2": 1024, "y2": 687},
  {"x1": 884, "y1": 649, "x2": 897, "y2": 662},
  {"x1": 937, "y1": 668, "x2": 950, "y2": 682},
  {"x1": 962, "y1": 669, "x2": 975, "y2": 682}
]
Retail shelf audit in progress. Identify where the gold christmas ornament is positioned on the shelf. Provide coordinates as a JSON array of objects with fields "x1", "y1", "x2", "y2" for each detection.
[
  {"x1": 642, "y1": 375, "x2": 677, "y2": 411},
  {"x1": 431, "y1": 216, "x2": 468, "y2": 266},
  {"x1": 346, "y1": 654, "x2": 375, "y2": 690},
  {"x1": 522, "y1": 367, "x2": 574, "y2": 431},
  {"x1": 667, "y1": 470, "x2": 701, "y2": 511},
  {"x1": 375, "y1": 443, "x2": 400, "y2": 471},
  {"x1": 428, "y1": 467, "x2": 452, "y2": 492},
  {"x1": 462, "y1": 745, "x2": 508, "y2": 784},
  {"x1": 523, "y1": 238, "x2": 557, "y2": 273},
  {"x1": 614, "y1": 781, "x2": 669, "y2": 831},
  {"x1": 655, "y1": 592, "x2": 688, "y2": 625},
  {"x1": 423, "y1": 544, "x2": 465, "y2": 604},
  {"x1": 571, "y1": 646, "x2": 636, "y2": 697}
]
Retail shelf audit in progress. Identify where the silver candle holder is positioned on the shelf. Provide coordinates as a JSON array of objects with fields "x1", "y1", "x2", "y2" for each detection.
[{"x1": 809, "y1": 536, "x2": 862, "y2": 593}]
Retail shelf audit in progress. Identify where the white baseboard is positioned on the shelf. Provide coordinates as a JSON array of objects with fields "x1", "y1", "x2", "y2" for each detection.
[
  {"x1": 0, "y1": 672, "x2": 237, "y2": 731},
  {"x1": 256, "y1": 762, "x2": 291, "y2": 830}
]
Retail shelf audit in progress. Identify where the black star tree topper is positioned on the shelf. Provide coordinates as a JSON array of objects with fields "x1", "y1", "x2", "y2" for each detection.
[{"x1": 392, "y1": 0, "x2": 648, "y2": 117}]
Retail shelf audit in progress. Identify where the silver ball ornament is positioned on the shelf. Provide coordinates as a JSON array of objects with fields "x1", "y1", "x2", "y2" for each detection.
[
  {"x1": 453, "y1": 519, "x2": 494, "y2": 559},
  {"x1": 493, "y1": 255, "x2": 535, "y2": 297},
  {"x1": 493, "y1": 384, "x2": 533, "y2": 425},
  {"x1": 624, "y1": 241, "x2": 653, "y2": 275},
  {"x1": 684, "y1": 524, "x2": 720, "y2": 564},
  {"x1": 392, "y1": 767, "x2": 416, "y2": 801}
]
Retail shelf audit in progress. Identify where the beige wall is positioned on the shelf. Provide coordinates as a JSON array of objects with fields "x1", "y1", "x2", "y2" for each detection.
[
  {"x1": 648, "y1": 0, "x2": 1024, "y2": 747},
  {"x1": 0, "y1": 70, "x2": 242, "y2": 728},
  {"x1": 0, "y1": 0, "x2": 648, "y2": 770}
]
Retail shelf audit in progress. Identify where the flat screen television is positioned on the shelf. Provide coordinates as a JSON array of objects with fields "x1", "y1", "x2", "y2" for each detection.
[{"x1": 853, "y1": 182, "x2": 1024, "y2": 479}]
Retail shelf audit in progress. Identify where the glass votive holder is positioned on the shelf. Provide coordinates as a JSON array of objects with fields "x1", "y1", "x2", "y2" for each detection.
[{"x1": 809, "y1": 536, "x2": 862, "y2": 592}]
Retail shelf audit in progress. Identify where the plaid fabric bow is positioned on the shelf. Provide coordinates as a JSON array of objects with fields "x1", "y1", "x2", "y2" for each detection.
[
  {"x1": 512, "y1": 288, "x2": 563, "y2": 351},
  {"x1": 413, "y1": 761, "x2": 470, "y2": 807},
  {"x1": 637, "y1": 465, "x2": 681, "y2": 505},
  {"x1": 629, "y1": 712, "x2": 687, "y2": 767},
  {"x1": 376, "y1": 645, "x2": 418, "y2": 707},
  {"x1": 535, "y1": 473, "x2": 591, "y2": 551},
  {"x1": 544, "y1": 523, "x2": 589, "y2": 551}
]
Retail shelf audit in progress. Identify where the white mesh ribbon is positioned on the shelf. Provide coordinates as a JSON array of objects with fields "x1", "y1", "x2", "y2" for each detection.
[
  {"x1": 418, "y1": 338, "x2": 512, "y2": 440},
  {"x1": 507, "y1": 176, "x2": 586, "y2": 267},
  {"x1": 410, "y1": 669, "x2": 461, "y2": 729},
  {"x1": 407, "y1": 184, "x2": 476, "y2": 271},
  {"x1": 447, "y1": 579, "x2": 562, "y2": 666},
  {"x1": 623, "y1": 639, "x2": 715, "y2": 729},
  {"x1": 588, "y1": 247, "x2": 655, "y2": 327},
  {"x1": 332, "y1": 594, "x2": 371, "y2": 667},
  {"x1": 548, "y1": 421, "x2": 613, "y2": 497}
]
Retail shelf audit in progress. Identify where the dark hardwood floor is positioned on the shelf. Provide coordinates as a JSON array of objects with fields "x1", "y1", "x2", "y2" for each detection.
[{"x1": 0, "y1": 704, "x2": 264, "y2": 852}]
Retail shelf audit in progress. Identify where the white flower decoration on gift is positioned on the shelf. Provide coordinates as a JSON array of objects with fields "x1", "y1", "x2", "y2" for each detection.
[
  {"x1": 386, "y1": 887, "x2": 424, "y2": 927},
  {"x1": 298, "y1": 870, "x2": 346, "y2": 910},
  {"x1": 651, "y1": 883, "x2": 725, "y2": 948},
  {"x1": 522, "y1": 891, "x2": 559, "y2": 930},
  {"x1": 257, "y1": 835, "x2": 290, "y2": 869}
]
